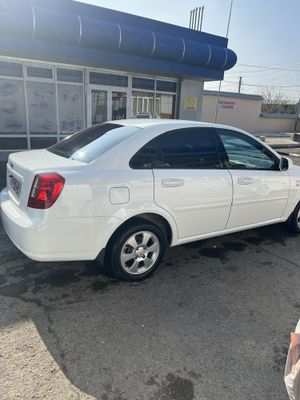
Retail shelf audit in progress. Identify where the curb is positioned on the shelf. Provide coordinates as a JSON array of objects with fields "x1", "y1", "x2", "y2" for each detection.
[
  {"x1": 294, "y1": 133, "x2": 300, "y2": 143},
  {"x1": 271, "y1": 144, "x2": 300, "y2": 149}
]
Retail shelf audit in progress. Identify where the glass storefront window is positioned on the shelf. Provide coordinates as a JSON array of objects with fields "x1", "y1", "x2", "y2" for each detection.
[
  {"x1": 57, "y1": 68, "x2": 83, "y2": 83},
  {"x1": 90, "y1": 72, "x2": 128, "y2": 87},
  {"x1": 27, "y1": 66, "x2": 53, "y2": 79},
  {"x1": 0, "y1": 57, "x2": 178, "y2": 152},
  {"x1": 0, "y1": 61, "x2": 22, "y2": 77},
  {"x1": 58, "y1": 84, "x2": 84, "y2": 133},
  {"x1": 156, "y1": 80, "x2": 177, "y2": 93},
  {"x1": 131, "y1": 91, "x2": 154, "y2": 117},
  {"x1": 26, "y1": 81, "x2": 57, "y2": 134},
  {"x1": 132, "y1": 77, "x2": 155, "y2": 91},
  {"x1": 0, "y1": 79, "x2": 26, "y2": 134},
  {"x1": 155, "y1": 93, "x2": 176, "y2": 119}
]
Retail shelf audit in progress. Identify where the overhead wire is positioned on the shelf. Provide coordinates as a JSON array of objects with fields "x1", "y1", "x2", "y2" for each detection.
[{"x1": 236, "y1": 63, "x2": 300, "y2": 72}]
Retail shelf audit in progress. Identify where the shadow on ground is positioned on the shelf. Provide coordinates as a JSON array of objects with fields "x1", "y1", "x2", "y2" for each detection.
[{"x1": 0, "y1": 221, "x2": 299, "y2": 399}]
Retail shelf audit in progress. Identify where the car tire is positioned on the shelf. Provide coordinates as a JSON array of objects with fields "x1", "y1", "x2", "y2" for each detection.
[
  {"x1": 107, "y1": 223, "x2": 167, "y2": 281},
  {"x1": 288, "y1": 202, "x2": 300, "y2": 234}
]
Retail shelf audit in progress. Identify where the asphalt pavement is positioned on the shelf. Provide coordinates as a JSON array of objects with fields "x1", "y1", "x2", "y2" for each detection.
[
  {"x1": 0, "y1": 150, "x2": 300, "y2": 400},
  {"x1": 1, "y1": 218, "x2": 300, "y2": 399}
]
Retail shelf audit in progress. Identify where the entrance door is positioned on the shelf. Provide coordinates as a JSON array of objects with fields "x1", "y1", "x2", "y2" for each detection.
[
  {"x1": 89, "y1": 86, "x2": 128, "y2": 126},
  {"x1": 111, "y1": 91, "x2": 127, "y2": 120},
  {"x1": 91, "y1": 89, "x2": 108, "y2": 125}
]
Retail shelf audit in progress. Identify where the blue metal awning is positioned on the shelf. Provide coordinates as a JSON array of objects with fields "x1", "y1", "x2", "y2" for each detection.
[{"x1": 0, "y1": 0, "x2": 237, "y2": 80}]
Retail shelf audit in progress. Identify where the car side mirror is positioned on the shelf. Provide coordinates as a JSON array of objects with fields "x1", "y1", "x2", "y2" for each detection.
[{"x1": 280, "y1": 157, "x2": 289, "y2": 171}]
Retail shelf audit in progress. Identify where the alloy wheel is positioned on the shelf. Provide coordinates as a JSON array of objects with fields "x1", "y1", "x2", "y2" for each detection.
[{"x1": 120, "y1": 231, "x2": 160, "y2": 275}]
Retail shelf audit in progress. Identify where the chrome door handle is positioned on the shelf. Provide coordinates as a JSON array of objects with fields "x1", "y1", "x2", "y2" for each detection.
[
  {"x1": 237, "y1": 177, "x2": 254, "y2": 185},
  {"x1": 161, "y1": 178, "x2": 184, "y2": 188}
]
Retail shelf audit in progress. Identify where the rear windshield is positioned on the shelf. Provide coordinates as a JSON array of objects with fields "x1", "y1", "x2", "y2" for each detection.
[{"x1": 47, "y1": 123, "x2": 141, "y2": 163}]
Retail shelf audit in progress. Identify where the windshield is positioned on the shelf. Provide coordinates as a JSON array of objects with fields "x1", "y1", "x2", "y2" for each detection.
[{"x1": 48, "y1": 123, "x2": 141, "y2": 163}]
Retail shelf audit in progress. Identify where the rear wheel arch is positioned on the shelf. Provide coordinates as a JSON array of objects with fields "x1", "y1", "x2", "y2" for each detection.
[
  {"x1": 106, "y1": 213, "x2": 173, "y2": 250},
  {"x1": 99, "y1": 213, "x2": 173, "y2": 280}
]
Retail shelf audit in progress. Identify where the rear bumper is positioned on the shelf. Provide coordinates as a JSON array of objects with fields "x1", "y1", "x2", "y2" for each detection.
[{"x1": 0, "y1": 188, "x2": 120, "y2": 262}]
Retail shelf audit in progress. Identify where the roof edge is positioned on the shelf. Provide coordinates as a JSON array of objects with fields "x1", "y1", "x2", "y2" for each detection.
[{"x1": 203, "y1": 90, "x2": 263, "y2": 101}]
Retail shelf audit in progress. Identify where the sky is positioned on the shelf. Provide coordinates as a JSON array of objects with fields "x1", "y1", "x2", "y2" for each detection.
[{"x1": 78, "y1": 0, "x2": 300, "y2": 101}]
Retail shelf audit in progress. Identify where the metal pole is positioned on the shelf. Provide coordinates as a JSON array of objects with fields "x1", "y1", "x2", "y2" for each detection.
[
  {"x1": 189, "y1": 10, "x2": 192, "y2": 28},
  {"x1": 238, "y1": 76, "x2": 242, "y2": 93},
  {"x1": 200, "y1": 6, "x2": 204, "y2": 31},
  {"x1": 294, "y1": 100, "x2": 300, "y2": 133},
  {"x1": 195, "y1": 7, "x2": 198, "y2": 30},
  {"x1": 225, "y1": 0, "x2": 234, "y2": 38},
  {"x1": 199, "y1": 6, "x2": 202, "y2": 30},
  {"x1": 197, "y1": 7, "x2": 201, "y2": 30},
  {"x1": 214, "y1": 0, "x2": 234, "y2": 123},
  {"x1": 191, "y1": 8, "x2": 195, "y2": 30},
  {"x1": 193, "y1": 8, "x2": 196, "y2": 30}
]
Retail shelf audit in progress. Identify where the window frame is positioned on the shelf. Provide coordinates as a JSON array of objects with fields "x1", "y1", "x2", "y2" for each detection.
[
  {"x1": 130, "y1": 127, "x2": 223, "y2": 170},
  {"x1": 214, "y1": 128, "x2": 281, "y2": 171}
]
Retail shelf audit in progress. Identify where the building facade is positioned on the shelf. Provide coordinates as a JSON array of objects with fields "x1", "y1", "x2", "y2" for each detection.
[
  {"x1": 201, "y1": 90, "x2": 298, "y2": 134},
  {"x1": 0, "y1": 0, "x2": 237, "y2": 161}
]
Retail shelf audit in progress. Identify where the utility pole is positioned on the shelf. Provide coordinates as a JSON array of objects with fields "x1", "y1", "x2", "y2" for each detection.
[
  {"x1": 238, "y1": 76, "x2": 242, "y2": 93},
  {"x1": 214, "y1": 0, "x2": 234, "y2": 123},
  {"x1": 294, "y1": 99, "x2": 300, "y2": 133}
]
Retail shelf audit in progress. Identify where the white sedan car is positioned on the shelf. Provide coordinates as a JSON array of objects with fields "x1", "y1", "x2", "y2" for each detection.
[{"x1": 1, "y1": 120, "x2": 300, "y2": 281}]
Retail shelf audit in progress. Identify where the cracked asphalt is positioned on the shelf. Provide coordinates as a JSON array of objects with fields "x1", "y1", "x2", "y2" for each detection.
[
  {"x1": 0, "y1": 218, "x2": 300, "y2": 400},
  {"x1": 0, "y1": 152, "x2": 300, "y2": 400}
]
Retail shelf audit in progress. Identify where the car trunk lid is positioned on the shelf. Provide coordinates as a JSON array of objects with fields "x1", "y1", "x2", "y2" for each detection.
[{"x1": 6, "y1": 149, "x2": 84, "y2": 212}]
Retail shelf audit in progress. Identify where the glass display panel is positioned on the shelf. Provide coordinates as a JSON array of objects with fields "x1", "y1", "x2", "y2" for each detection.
[
  {"x1": 0, "y1": 79, "x2": 26, "y2": 134},
  {"x1": 58, "y1": 84, "x2": 84, "y2": 133},
  {"x1": 26, "y1": 81, "x2": 57, "y2": 134}
]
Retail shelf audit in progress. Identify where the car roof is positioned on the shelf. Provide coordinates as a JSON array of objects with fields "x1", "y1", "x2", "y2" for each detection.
[{"x1": 109, "y1": 118, "x2": 240, "y2": 131}]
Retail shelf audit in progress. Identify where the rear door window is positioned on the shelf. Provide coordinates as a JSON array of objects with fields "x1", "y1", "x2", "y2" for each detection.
[
  {"x1": 154, "y1": 128, "x2": 221, "y2": 169},
  {"x1": 48, "y1": 123, "x2": 141, "y2": 163},
  {"x1": 130, "y1": 135, "x2": 163, "y2": 169}
]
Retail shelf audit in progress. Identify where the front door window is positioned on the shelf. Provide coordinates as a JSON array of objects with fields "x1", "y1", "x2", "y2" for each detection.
[{"x1": 217, "y1": 129, "x2": 279, "y2": 170}]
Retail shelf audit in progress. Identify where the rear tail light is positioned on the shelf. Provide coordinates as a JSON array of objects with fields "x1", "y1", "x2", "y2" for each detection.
[{"x1": 28, "y1": 173, "x2": 65, "y2": 209}]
